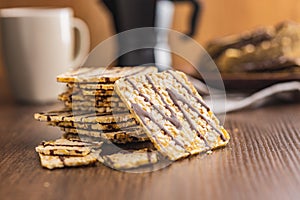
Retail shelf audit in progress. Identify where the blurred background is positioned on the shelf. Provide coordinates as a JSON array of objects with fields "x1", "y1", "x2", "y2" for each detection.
[{"x1": 1, "y1": 0, "x2": 300, "y2": 103}]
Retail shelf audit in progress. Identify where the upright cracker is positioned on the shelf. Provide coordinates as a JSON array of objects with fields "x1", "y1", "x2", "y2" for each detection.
[
  {"x1": 57, "y1": 66, "x2": 158, "y2": 83},
  {"x1": 115, "y1": 70, "x2": 230, "y2": 161}
]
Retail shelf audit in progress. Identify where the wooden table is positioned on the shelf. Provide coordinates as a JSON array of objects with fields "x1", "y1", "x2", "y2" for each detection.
[{"x1": 0, "y1": 102, "x2": 300, "y2": 200}]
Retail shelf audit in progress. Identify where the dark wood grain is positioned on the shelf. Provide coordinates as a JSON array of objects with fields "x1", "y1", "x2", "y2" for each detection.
[{"x1": 0, "y1": 102, "x2": 300, "y2": 200}]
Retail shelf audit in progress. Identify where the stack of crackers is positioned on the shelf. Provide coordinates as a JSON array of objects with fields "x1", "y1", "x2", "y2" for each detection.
[{"x1": 35, "y1": 66, "x2": 230, "y2": 170}]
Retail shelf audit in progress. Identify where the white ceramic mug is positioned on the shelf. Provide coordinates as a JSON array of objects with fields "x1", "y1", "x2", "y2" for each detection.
[{"x1": 0, "y1": 7, "x2": 90, "y2": 103}]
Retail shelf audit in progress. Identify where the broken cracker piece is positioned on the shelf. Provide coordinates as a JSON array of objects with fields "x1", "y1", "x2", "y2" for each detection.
[
  {"x1": 99, "y1": 149, "x2": 158, "y2": 170},
  {"x1": 38, "y1": 149, "x2": 101, "y2": 170}
]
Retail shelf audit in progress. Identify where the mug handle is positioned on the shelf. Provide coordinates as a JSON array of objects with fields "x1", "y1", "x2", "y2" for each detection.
[{"x1": 71, "y1": 18, "x2": 90, "y2": 68}]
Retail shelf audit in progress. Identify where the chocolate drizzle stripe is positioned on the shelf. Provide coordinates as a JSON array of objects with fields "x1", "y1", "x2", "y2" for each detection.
[
  {"x1": 152, "y1": 134, "x2": 164, "y2": 150},
  {"x1": 43, "y1": 144, "x2": 91, "y2": 147},
  {"x1": 42, "y1": 143, "x2": 90, "y2": 147},
  {"x1": 104, "y1": 156, "x2": 115, "y2": 167},
  {"x1": 167, "y1": 88, "x2": 226, "y2": 142},
  {"x1": 58, "y1": 156, "x2": 66, "y2": 165},
  {"x1": 131, "y1": 103, "x2": 185, "y2": 148},
  {"x1": 125, "y1": 78, "x2": 181, "y2": 129},
  {"x1": 47, "y1": 116, "x2": 51, "y2": 122},
  {"x1": 147, "y1": 152, "x2": 152, "y2": 163},
  {"x1": 167, "y1": 89, "x2": 210, "y2": 148},
  {"x1": 166, "y1": 71, "x2": 210, "y2": 111},
  {"x1": 145, "y1": 75, "x2": 182, "y2": 129},
  {"x1": 75, "y1": 150, "x2": 83, "y2": 154}
]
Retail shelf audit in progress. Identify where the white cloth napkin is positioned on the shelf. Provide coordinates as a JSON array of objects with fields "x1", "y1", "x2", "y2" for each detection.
[{"x1": 204, "y1": 81, "x2": 300, "y2": 114}]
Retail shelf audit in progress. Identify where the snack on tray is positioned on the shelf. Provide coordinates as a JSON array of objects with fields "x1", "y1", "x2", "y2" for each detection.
[
  {"x1": 207, "y1": 26, "x2": 275, "y2": 59},
  {"x1": 115, "y1": 70, "x2": 230, "y2": 161},
  {"x1": 207, "y1": 21, "x2": 300, "y2": 73}
]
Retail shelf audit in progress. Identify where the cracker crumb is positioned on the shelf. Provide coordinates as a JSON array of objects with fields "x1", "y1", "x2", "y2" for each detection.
[
  {"x1": 43, "y1": 182, "x2": 50, "y2": 188},
  {"x1": 206, "y1": 150, "x2": 213, "y2": 155}
]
